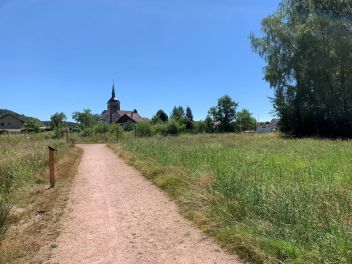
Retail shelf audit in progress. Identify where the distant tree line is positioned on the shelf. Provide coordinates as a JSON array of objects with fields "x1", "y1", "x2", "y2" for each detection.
[
  {"x1": 143, "y1": 95, "x2": 257, "y2": 136},
  {"x1": 33, "y1": 94, "x2": 257, "y2": 139}
]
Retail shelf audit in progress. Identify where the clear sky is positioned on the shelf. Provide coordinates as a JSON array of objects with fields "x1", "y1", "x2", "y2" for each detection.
[{"x1": 0, "y1": 0, "x2": 280, "y2": 122}]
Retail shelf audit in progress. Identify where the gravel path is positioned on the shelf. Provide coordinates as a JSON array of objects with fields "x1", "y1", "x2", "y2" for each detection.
[{"x1": 49, "y1": 144, "x2": 242, "y2": 264}]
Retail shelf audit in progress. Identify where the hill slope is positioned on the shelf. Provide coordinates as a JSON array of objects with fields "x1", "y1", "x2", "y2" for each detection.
[{"x1": 0, "y1": 109, "x2": 42, "y2": 124}]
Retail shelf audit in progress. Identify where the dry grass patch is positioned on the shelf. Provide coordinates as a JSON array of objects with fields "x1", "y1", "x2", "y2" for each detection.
[{"x1": 0, "y1": 146, "x2": 82, "y2": 264}]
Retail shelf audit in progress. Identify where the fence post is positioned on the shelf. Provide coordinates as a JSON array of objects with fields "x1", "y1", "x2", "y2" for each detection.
[
  {"x1": 48, "y1": 146, "x2": 58, "y2": 188},
  {"x1": 116, "y1": 129, "x2": 119, "y2": 143},
  {"x1": 65, "y1": 127, "x2": 69, "y2": 143}
]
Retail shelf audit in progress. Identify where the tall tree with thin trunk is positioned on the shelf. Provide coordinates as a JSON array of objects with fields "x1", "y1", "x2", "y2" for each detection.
[{"x1": 251, "y1": 0, "x2": 352, "y2": 138}]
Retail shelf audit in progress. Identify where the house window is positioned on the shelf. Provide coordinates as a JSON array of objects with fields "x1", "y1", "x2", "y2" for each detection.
[
  {"x1": 0, "y1": 122, "x2": 4, "y2": 126},
  {"x1": 8, "y1": 122, "x2": 10, "y2": 125}
]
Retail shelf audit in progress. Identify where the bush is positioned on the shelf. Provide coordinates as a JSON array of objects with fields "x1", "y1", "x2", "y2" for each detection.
[
  {"x1": 136, "y1": 122, "x2": 153, "y2": 137},
  {"x1": 167, "y1": 121, "x2": 179, "y2": 135},
  {"x1": 122, "y1": 121, "x2": 135, "y2": 132},
  {"x1": 80, "y1": 127, "x2": 93, "y2": 137},
  {"x1": 194, "y1": 121, "x2": 206, "y2": 133},
  {"x1": 153, "y1": 123, "x2": 168, "y2": 136},
  {"x1": 93, "y1": 123, "x2": 110, "y2": 134}
]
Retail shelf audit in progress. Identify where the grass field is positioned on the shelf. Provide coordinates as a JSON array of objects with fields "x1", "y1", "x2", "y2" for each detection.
[
  {"x1": 0, "y1": 134, "x2": 82, "y2": 263},
  {"x1": 110, "y1": 133, "x2": 352, "y2": 264}
]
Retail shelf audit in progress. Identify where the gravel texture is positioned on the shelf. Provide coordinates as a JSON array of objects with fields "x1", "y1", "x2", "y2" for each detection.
[{"x1": 49, "y1": 144, "x2": 242, "y2": 264}]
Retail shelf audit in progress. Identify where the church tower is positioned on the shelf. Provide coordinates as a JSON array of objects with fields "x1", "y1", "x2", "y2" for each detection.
[{"x1": 107, "y1": 82, "x2": 120, "y2": 123}]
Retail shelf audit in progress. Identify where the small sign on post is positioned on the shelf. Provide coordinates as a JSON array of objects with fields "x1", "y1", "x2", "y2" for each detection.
[{"x1": 48, "y1": 146, "x2": 58, "y2": 188}]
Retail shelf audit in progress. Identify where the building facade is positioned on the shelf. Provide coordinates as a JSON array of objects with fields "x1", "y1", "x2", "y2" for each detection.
[
  {"x1": 100, "y1": 83, "x2": 148, "y2": 124},
  {"x1": 0, "y1": 114, "x2": 25, "y2": 133}
]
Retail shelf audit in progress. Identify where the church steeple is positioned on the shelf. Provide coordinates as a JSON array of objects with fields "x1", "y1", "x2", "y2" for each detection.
[
  {"x1": 107, "y1": 81, "x2": 120, "y2": 123},
  {"x1": 112, "y1": 82, "x2": 116, "y2": 99}
]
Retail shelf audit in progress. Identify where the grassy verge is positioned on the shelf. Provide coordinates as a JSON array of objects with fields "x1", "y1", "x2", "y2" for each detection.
[
  {"x1": 109, "y1": 133, "x2": 352, "y2": 264},
  {"x1": 0, "y1": 134, "x2": 83, "y2": 263}
]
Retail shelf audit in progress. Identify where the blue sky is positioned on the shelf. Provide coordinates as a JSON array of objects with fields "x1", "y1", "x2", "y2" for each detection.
[{"x1": 0, "y1": 0, "x2": 280, "y2": 121}]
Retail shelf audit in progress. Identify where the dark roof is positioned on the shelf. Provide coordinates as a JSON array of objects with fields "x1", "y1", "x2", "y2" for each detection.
[
  {"x1": 117, "y1": 112, "x2": 149, "y2": 123},
  {"x1": 0, "y1": 113, "x2": 25, "y2": 123}
]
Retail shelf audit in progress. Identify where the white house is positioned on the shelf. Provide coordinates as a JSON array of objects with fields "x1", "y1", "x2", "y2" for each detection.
[{"x1": 257, "y1": 119, "x2": 279, "y2": 133}]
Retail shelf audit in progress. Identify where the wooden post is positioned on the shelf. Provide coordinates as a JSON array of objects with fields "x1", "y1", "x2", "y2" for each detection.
[
  {"x1": 116, "y1": 130, "x2": 119, "y2": 143},
  {"x1": 65, "y1": 127, "x2": 69, "y2": 143},
  {"x1": 48, "y1": 146, "x2": 58, "y2": 188}
]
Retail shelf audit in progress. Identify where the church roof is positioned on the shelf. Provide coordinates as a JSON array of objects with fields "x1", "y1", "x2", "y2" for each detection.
[{"x1": 117, "y1": 112, "x2": 149, "y2": 123}]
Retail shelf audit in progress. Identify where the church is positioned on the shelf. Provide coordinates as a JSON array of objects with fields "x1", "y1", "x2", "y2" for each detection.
[{"x1": 100, "y1": 83, "x2": 148, "y2": 124}]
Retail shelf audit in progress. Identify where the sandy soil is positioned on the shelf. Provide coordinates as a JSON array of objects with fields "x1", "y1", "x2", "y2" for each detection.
[{"x1": 49, "y1": 144, "x2": 242, "y2": 264}]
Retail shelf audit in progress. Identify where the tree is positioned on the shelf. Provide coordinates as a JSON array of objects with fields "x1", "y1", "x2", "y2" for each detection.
[
  {"x1": 236, "y1": 109, "x2": 257, "y2": 132},
  {"x1": 151, "y1": 110, "x2": 169, "y2": 124},
  {"x1": 50, "y1": 112, "x2": 66, "y2": 130},
  {"x1": 24, "y1": 118, "x2": 42, "y2": 133},
  {"x1": 72, "y1": 109, "x2": 98, "y2": 129},
  {"x1": 50, "y1": 112, "x2": 67, "y2": 138},
  {"x1": 204, "y1": 115, "x2": 214, "y2": 133},
  {"x1": 185, "y1": 106, "x2": 194, "y2": 130},
  {"x1": 251, "y1": 0, "x2": 352, "y2": 138},
  {"x1": 208, "y1": 95, "x2": 238, "y2": 132},
  {"x1": 170, "y1": 106, "x2": 185, "y2": 122}
]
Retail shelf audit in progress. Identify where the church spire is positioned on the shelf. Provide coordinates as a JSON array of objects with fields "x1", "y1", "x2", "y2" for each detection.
[{"x1": 112, "y1": 81, "x2": 116, "y2": 99}]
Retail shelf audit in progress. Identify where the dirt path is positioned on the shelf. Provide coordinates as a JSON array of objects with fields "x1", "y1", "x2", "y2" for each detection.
[{"x1": 49, "y1": 144, "x2": 242, "y2": 264}]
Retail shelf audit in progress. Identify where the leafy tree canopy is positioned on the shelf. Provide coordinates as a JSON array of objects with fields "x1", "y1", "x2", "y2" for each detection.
[
  {"x1": 152, "y1": 109, "x2": 169, "y2": 124},
  {"x1": 72, "y1": 109, "x2": 98, "y2": 129},
  {"x1": 251, "y1": 0, "x2": 352, "y2": 137},
  {"x1": 208, "y1": 95, "x2": 238, "y2": 132},
  {"x1": 50, "y1": 112, "x2": 67, "y2": 129},
  {"x1": 185, "y1": 106, "x2": 194, "y2": 130},
  {"x1": 170, "y1": 106, "x2": 185, "y2": 122},
  {"x1": 236, "y1": 109, "x2": 257, "y2": 132}
]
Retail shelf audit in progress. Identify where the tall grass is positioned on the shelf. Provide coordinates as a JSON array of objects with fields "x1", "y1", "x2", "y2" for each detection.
[
  {"x1": 0, "y1": 134, "x2": 69, "y2": 235},
  {"x1": 113, "y1": 133, "x2": 352, "y2": 263}
]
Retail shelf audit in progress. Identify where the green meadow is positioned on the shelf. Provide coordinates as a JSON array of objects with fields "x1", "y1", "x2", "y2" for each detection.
[
  {"x1": 0, "y1": 134, "x2": 83, "y2": 264},
  {"x1": 0, "y1": 135, "x2": 70, "y2": 233},
  {"x1": 111, "y1": 133, "x2": 352, "y2": 263}
]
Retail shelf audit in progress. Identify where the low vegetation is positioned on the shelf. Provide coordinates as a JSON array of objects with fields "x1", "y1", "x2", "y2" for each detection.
[
  {"x1": 110, "y1": 133, "x2": 352, "y2": 263},
  {"x1": 0, "y1": 134, "x2": 82, "y2": 263}
]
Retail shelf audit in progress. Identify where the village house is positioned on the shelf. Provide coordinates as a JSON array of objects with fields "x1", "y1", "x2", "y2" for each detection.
[
  {"x1": 99, "y1": 83, "x2": 148, "y2": 124},
  {"x1": 0, "y1": 113, "x2": 25, "y2": 133},
  {"x1": 257, "y1": 118, "x2": 280, "y2": 133}
]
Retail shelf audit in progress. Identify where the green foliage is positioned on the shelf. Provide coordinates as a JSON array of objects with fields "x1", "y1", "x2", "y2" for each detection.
[
  {"x1": 72, "y1": 109, "x2": 98, "y2": 129},
  {"x1": 209, "y1": 95, "x2": 238, "y2": 132},
  {"x1": 0, "y1": 134, "x2": 69, "y2": 236},
  {"x1": 118, "y1": 134, "x2": 352, "y2": 263},
  {"x1": 251, "y1": 0, "x2": 352, "y2": 138},
  {"x1": 122, "y1": 121, "x2": 136, "y2": 132},
  {"x1": 151, "y1": 110, "x2": 169, "y2": 124},
  {"x1": 204, "y1": 115, "x2": 214, "y2": 133},
  {"x1": 170, "y1": 106, "x2": 185, "y2": 122},
  {"x1": 23, "y1": 118, "x2": 42, "y2": 133},
  {"x1": 166, "y1": 121, "x2": 179, "y2": 135},
  {"x1": 152, "y1": 123, "x2": 168, "y2": 136},
  {"x1": 236, "y1": 109, "x2": 257, "y2": 132},
  {"x1": 194, "y1": 121, "x2": 206, "y2": 133},
  {"x1": 185, "y1": 106, "x2": 194, "y2": 131},
  {"x1": 50, "y1": 112, "x2": 66, "y2": 129},
  {"x1": 50, "y1": 112, "x2": 67, "y2": 138},
  {"x1": 136, "y1": 122, "x2": 153, "y2": 137},
  {"x1": 80, "y1": 128, "x2": 93, "y2": 137},
  {"x1": 93, "y1": 122, "x2": 110, "y2": 134}
]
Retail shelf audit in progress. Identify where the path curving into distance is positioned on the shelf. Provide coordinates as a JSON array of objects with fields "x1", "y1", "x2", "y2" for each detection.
[{"x1": 49, "y1": 144, "x2": 242, "y2": 264}]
